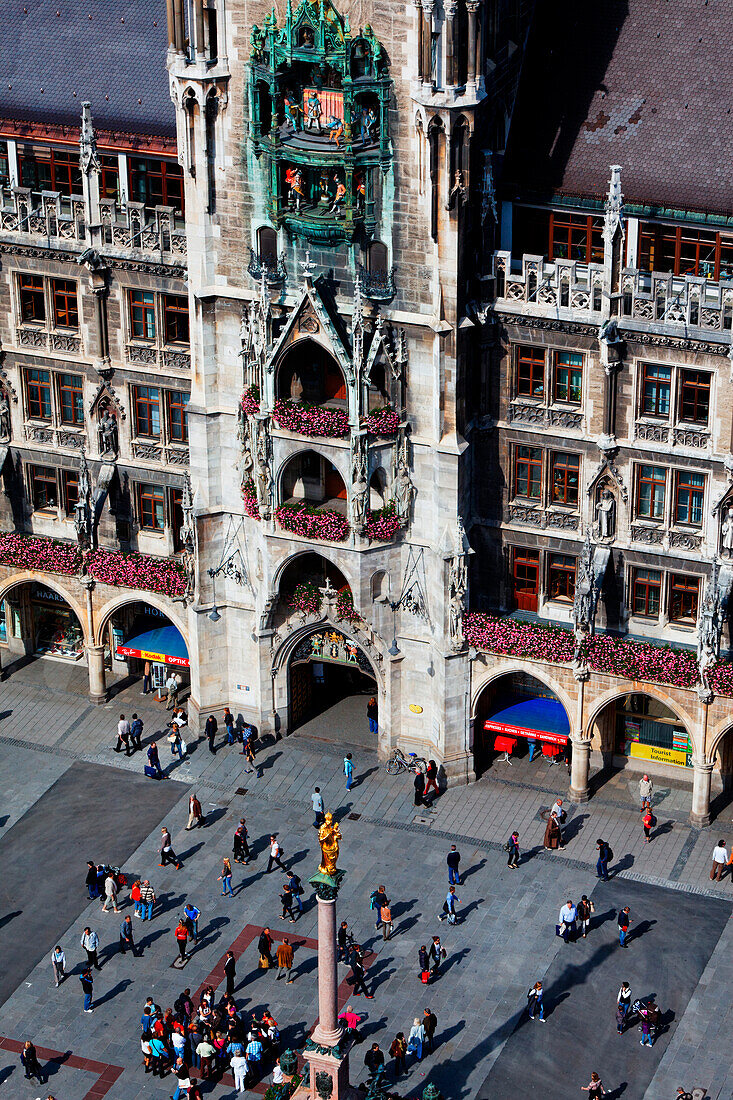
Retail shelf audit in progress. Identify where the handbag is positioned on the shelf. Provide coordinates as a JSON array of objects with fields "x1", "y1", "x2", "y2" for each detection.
[
  {"x1": 420, "y1": 970, "x2": 430, "y2": 984},
  {"x1": 259, "y1": 954, "x2": 270, "y2": 969},
  {"x1": 589, "y1": 900, "x2": 596, "y2": 914},
  {"x1": 556, "y1": 922, "x2": 566, "y2": 937}
]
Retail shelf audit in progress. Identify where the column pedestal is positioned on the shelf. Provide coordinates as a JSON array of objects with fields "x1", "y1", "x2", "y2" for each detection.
[
  {"x1": 690, "y1": 760, "x2": 713, "y2": 827},
  {"x1": 568, "y1": 739, "x2": 591, "y2": 803},
  {"x1": 86, "y1": 644, "x2": 107, "y2": 704}
]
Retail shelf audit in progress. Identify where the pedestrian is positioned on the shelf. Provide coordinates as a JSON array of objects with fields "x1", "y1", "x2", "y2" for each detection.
[
  {"x1": 418, "y1": 944, "x2": 429, "y2": 981},
  {"x1": 276, "y1": 937, "x2": 295, "y2": 983},
  {"x1": 350, "y1": 944, "x2": 373, "y2": 998},
  {"x1": 184, "y1": 902, "x2": 200, "y2": 942},
  {"x1": 258, "y1": 927, "x2": 275, "y2": 968},
  {"x1": 639, "y1": 774, "x2": 653, "y2": 811},
  {"x1": 224, "y1": 707, "x2": 235, "y2": 744},
  {"x1": 85, "y1": 860, "x2": 99, "y2": 899},
  {"x1": 312, "y1": 787, "x2": 325, "y2": 827},
  {"x1": 675, "y1": 1090, "x2": 693, "y2": 1100},
  {"x1": 205, "y1": 713, "x2": 218, "y2": 753},
  {"x1": 131, "y1": 879, "x2": 142, "y2": 917},
  {"x1": 142, "y1": 659, "x2": 152, "y2": 695},
  {"x1": 642, "y1": 808, "x2": 654, "y2": 842},
  {"x1": 577, "y1": 894, "x2": 592, "y2": 937},
  {"x1": 280, "y1": 883, "x2": 297, "y2": 921},
  {"x1": 119, "y1": 915, "x2": 137, "y2": 956},
  {"x1": 527, "y1": 981, "x2": 545, "y2": 1021},
  {"x1": 186, "y1": 792, "x2": 205, "y2": 830},
  {"x1": 423, "y1": 759, "x2": 440, "y2": 800},
  {"x1": 596, "y1": 837, "x2": 612, "y2": 881},
  {"x1": 370, "y1": 885, "x2": 389, "y2": 929},
  {"x1": 616, "y1": 982, "x2": 632, "y2": 1034},
  {"x1": 115, "y1": 713, "x2": 131, "y2": 755},
  {"x1": 160, "y1": 826, "x2": 182, "y2": 869},
  {"x1": 711, "y1": 838, "x2": 728, "y2": 881},
  {"x1": 428, "y1": 935, "x2": 445, "y2": 978},
  {"x1": 267, "y1": 835, "x2": 286, "y2": 873},
  {"x1": 639, "y1": 1000, "x2": 659, "y2": 1046},
  {"x1": 20, "y1": 1040, "x2": 44, "y2": 1083},
  {"x1": 245, "y1": 1035, "x2": 263, "y2": 1076},
  {"x1": 167, "y1": 721, "x2": 184, "y2": 761},
  {"x1": 380, "y1": 901, "x2": 393, "y2": 940},
  {"x1": 196, "y1": 1035, "x2": 215, "y2": 1078},
  {"x1": 231, "y1": 1050, "x2": 249, "y2": 1093},
  {"x1": 224, "y1": 951, "x2": 237, "y2": 996},
  {"x1": 550, "y1": 797, "x2": 566, "y2": 823},
  {"x1": 233, "y1": 819, "x2": 251, "y2": 864},
  {"x1": 440, "y1": 885, "x2": 460, "y2": 924},
  {"x1": 101, "y1": 871, "x2": 120, "y2": 913},
  {"x1": 218, "y1": 856, "x2": 234, "y2": 896},
  {"x1": 174, "y1": 918, "x2": 190, "y2": 963},
  {"x1": 407, "y1": 1018, "x2": 425, "y2": 1061},
  {"x1": 242, "y1": 736, "x2": 257, "y2": 774},
  {"x1": 149, "y1": 1033, "x2": 169, "y2": 1077},
  {"x1": 367, "y1": 696, "x2": 378, "y2": 735},
  {"x1": 344, "y1": 752, "x2": 354, "y2": 790},
  {"x1": 80, "y1": 966, "x2": 94, "y2": 1012},
  {"x1": 166, "y1": 671, "x2": 180, "y2": 710},
  {"x1": 129, "y1": 712, "x2": 143, "y2": 751},
  {"x1": 139, "y1": 879, "x2": 156, "y2": 920},
  {"x1": 389, "y1": 1033, "x2": 407, "y2": 1075},
  {"x1": 413, "y1": 769, "x2": 425, "y2": 806},
  {"x1": 581, "y1": 1071, "x2": 606, "y2": 1097},
  {"x1": 423, "y1": 1008, "x2": 437, "y2": 1051},
  {"x1": 559, "y1": 898, "x2": 577, "y2": 944},
  {"x1": 146, "y1": 740, "x2": 165, "y2": 779},
  {"x1": 337, "y1": 920, "x2": 350, "y2": 962},
  {"x1": 171, "y1": 1056, "x2": 191, "y2": 1100},
  {"x1": 446, "y1": 844, "x2": 461, "y2": 884},
  {"x1": 364, "y1": 1043, "x2": 385, "y2": 1081},
  {"x1": 286, "y1": 869, "x2": 304, "y2": 914},
  {"x1": 80, "y1": 927, "x2": 101, "y2": 970},
  {"x1": 618, "y1": 906, "x2": 631, "y2": 948},
  {"x1": 50, "y1": 944, "x2": 66, "y2": 986},
  {"x1": 543, "y1": 811, "x2": 562, "y2": 850},
  {"x1": 507, "y1": 830, "x2": 520, "y2": 868}
]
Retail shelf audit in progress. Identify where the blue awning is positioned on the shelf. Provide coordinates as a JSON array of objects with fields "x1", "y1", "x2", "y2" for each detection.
[
  {"x1": 116, "y1": 625, "x2": 189, "y2": 668},
  {"x1": 484, "y1": 697, "x2": 569, "y2": 744}
]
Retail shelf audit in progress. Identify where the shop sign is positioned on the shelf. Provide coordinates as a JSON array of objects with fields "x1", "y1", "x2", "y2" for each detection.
[
  {"x1": 484, "y1": 719, "x2": 568, "y2": 746},
  {"x1": 31, "y1": 584, "x2": 68, "y2": 605},
  {"x1": 116, "y1": 643, "x2": 189, "y2": 668},
  {"x1": 628, "y1": 742, "x2": 692, "y2": 768}
]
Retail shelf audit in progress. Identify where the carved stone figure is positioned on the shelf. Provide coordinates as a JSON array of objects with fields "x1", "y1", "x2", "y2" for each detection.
[
  {"x1": 179, "y1": 474, "x2": 195, "y2": 553},
  {"x1": 596, "y1": 488, "x2": 616, "y2": 539},
  {"x1": 394, "y1": 460, "x2": 414, "y2": 522},
  {"x1": 350, "y1": 438, "x2": 368, "y2": 533},
  {"x1": 573, "y1": 534, "x2": 596, "y2": 633},
  {"x1": 447, "y1": 548, "x2": 468, "y2": 651},
  {"x1": 240, "y1": 430, "x2": 255, "y2": 486},
  {"x1": 74, "y1": 450, "x2": 92, "y2": 548},
  {"x1": 721, "y1": 505, "x2": 733, "y2": 558},
  {"x1": 98, "y1": 408, "x2": 118, "y2": 458},
  {"x1": 289, "y1": 370, "x2": 304, "y2": 402},
  {"x1": 0, "y1": 390, "x2": 10, "y2": 440},
  {"x1": 317, "y1": 811, "x2": 341, "y2": 877}
]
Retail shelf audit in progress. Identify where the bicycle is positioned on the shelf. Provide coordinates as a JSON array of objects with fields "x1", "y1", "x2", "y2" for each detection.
[{"x1": 386, "y1": 747, "x2": 428, "y2": 775}]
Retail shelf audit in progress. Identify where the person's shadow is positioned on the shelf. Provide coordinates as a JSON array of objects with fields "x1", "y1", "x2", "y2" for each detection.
[
  {"x1": 652, "y1": 820, "x2": 674, "y2": 840},
  {"x1": 562, "y1": 813, "x2": 589, "y2": 843},
  {"x1": 612, "y1": 854, "x2": 634, "y2": 875},
  {"x1": 353, "y1": 766, "x2": 379, "y2": 788},
  {"x1": 0, "y1": 1066, "x2": 13, "y2": 1086},
  {"x1": 628, "y1": 919, "x2": 657, "y2": 944},
  {"x1": 440, "y1": 947, "x2": 470, "y2": 975},
  {"x1": 95, "y1": 978, "x2": 133, "y2": 1006},
  {"x1": 462, "y1": 858, "x2": 487, "y2": 880}
]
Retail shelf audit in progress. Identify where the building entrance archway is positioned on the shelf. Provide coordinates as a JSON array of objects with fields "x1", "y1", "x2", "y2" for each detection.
[
  {"x1": 95, "y1": 598, "x2": 190, "y2": 703},
  {"x1": 0, "y1": 579, "x2": 86, "y2": 665},
  {"x1": 588, "y1": 692, "x2": 692, "y2": 772},
  {"x1": 473, "y1": 670, "x2": 571, "y2": 777}
]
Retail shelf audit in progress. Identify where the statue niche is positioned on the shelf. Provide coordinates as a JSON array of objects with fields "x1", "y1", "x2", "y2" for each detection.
[{"x1": 594, "y1": 483, "x2": 616, "y2": 541}]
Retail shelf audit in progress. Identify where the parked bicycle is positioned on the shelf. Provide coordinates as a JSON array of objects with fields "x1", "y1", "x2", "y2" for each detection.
[{"x1": 386, "y1": 747, "x2": 428, "y2": 775}]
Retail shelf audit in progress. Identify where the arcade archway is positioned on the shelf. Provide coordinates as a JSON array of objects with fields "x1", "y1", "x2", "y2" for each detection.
[
  {"x1": 96, "y1": 598, "x2": 190, "y2": 701},
  {"x1": 0, "y1": 579, "x2": 86, "y2": 665},
  {"x1": 587, "y1": 691, "x2": 692, "y2": 771},
  {"x1": 473, "y1": 670, "x2": 572, "y2": 777}
]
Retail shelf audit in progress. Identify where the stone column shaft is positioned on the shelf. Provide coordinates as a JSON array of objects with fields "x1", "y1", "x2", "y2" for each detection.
[
  {"x1": 568, "y1": 739, "x2": 591, "y2": 803},
  {"x1": 87, "y1": 645, "x2": 107, "y2": 704},
  {"x1": 311, "y1": 896, "x2": 342, "y2": 1046},
  {"x1": 690, "y1": 760, "x2": 713, "y2": 827}
]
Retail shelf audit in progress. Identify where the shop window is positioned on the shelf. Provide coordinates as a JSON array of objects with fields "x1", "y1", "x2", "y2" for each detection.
[
  {"x1": 18, "y1": 144, "x2": 82, "y2": 195},
  {"x1": 636, "y1": 465, "x2": 667, "y2": 521},
  {"x1": 514, "y1": 445, "x2": 542, "y2": 501},
  {"x1": 678, "y1": 370, "x2": 710, "y2": 426},
  {"x1": 133, "y1": 385, "x2": 161, "y2": 438},
  {"x1": 52, "y1": 279, "x2": 79, "y2": 330},
  {"x1": 553, "y1": 351, "x2": 583, "y2": 404},
  {"x1": 548, "y1": 554, "x2": 576, "y2": 602},
  {"x1": 515, "y1": 346, "x2": 545, "y2": 399},
  {"x1": 137, "y1": 482, "x2": 165, "y2": 530},
  {"x1": 669, "y1": 574, "x2": 699, "y2": 624},
  {"x1": 128, "y1": 156, "x2": 184, "y2": 212},
  {"x1": 61, "y1": 469, "x2": 79, "y2": 515},
  {"x1": 167, "y1": 390, "x2": 190, "y2": 444},
  {"x1": 29, "y1": 464, "x2": 58, "y2": 510},
  {"x1": 674, "y1": 471, "x2": 705, "y2": 527},
  {"x1": 129, "y1": 289, "x2": 157, "y2": 341},
  {"x1": 640, "y1": 362, "x2": 671, "y2": 419},
  {"x1": 30, "y1": 583, "x2": 84, "y2": 658},
  {"x1": 163, "y1": 295, "x2": 190, "y2": 346},
  {"x1": 512, "y1": 547, "x2": 540, "y2": 613},
  {"x1": 24, "y1": 368, "x2": 52, "y2": 421},
  {"x1": 549, "y1": 211, "x2": 603, "y2": 263},
  {"x1": 550, "y1": 452, "x2": 580, "y2": 507},
  {"x1": 19, "y1": 274, "x2": 46, "y2": 324},
  {"x1": 57, "y1": 373, "x2": 84, "y2": 426},
  {"x1": 632, "y1": 568, "x2": 661, "y2": 618}
]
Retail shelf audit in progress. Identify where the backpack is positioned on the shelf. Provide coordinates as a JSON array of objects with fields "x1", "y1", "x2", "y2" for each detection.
[{"x1": 606, "y1": 846, "x2": 614, "y2": 862}]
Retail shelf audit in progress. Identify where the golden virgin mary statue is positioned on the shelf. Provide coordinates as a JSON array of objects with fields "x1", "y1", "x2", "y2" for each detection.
[{"x1": 317, "y1": 812, "x2": 341, "y2": 876}]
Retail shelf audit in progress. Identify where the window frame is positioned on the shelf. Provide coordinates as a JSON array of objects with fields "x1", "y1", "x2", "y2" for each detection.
[
  {"x1": 669, "y1": 574, "x2": 699, "y2": 625},
  {"x1": 28, "y1": 463, "x2": 58, "y2": 511},
  {"x1": 550, "y1": 451, "x2": 580, "y2": 508},
  {"x1": 547, "y1": 553, "x2": 576, "y2": 603},
  {"x1": 61, "y1": 469, "x2": 79, "y2": 516},
  {"x1": 51, "y1": 278, "x2": 79, "y2": 331},
  {"x1": 18, "y1": 274, "x2": 46, "y2": 325},
  {"x1": 128, "y1": 156, "x2": 184, "y2": 213},
  {"x1": 673, "y1": 470, "x2": 705, "y2": 528},
  {"x1": 515, "y1": 345, "x2": 545, "y2": 400},
  {"x1": 137, "y1": 482, "x2": 166, "y2": 531},
  {"x1": 128, "y1": 288, "x2": 157, "y2": 342},
  {"x1": 678, "y1": 370, "x2": 711, "y2": 426},
  {"x1": 639, "y1": 361, "x2": 672, "y2": 420},
  {"x1": 24, "y1": 367, "x2": 52, "y2": 422},
  {"x1": 132, "y1": 384, "x2": 161, "y2": 439},
  {"x1": 17, "y1": 143, "x2": 82, "y2": 196},
  {"x1": 631, "y1": 567, "x2": 662, "y2": 619},
  {"x1": 166, "y1": 390, "x2": 190, "y2": 444},
  {"x1": 553, "y1": 351, "x2": 583, "y2": 405},
  {"x1": 162, "y1": 294, "x2": 190, "y2": 347},
  {"x1": 513, "y1": 444, "x2": 542, "y2": 501},
  {"x1": 548, "y1": 211, "x2": 604, "y2": 264},
  {"x1": 57, "y1": 372, "x2": 84, "y2": 427},
  {"x1": 635, "y1": 464, "x2": 667, "y2": 522}
]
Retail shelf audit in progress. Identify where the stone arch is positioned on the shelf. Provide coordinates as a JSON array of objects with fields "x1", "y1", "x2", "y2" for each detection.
[
  {"x1": 0, "y1": 572, "x2": 90, "y2": 646},
  {"x1": 276, "y1": 447, "x2": 349, "y2": 508},
  {"x1": 94, "y1": 591, "x2": 190, "y2": 650},
  {"x1": 272, "y1": 617, "x2": 383, "y2": 690},
  {"x1": 705, "y1": 710, "x2": 733, "y2": 766},
  {"x1": 370, "y1": 569, "x2": 389, "y2": 601},
  {"x1": 271, "y1": 547, "x2": 356, "y2": 599},
  {"x1": 274, "y1": 337, "x2": 348, "y2": 405},
  {"x1": 583, "y1": 684, "x2": 700, "y2": 758},
  {"x1": 470, "y1": 660, "x2": 576, "y2": 736}
]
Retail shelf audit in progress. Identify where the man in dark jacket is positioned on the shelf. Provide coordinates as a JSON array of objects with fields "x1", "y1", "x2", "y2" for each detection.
[
  {"x1": 258, "y1": 927, "x2": 275, "y2": 967},
  {"x1": 350, "y1": 945, "x2": 373, "y2": 998},
  {"x1": 446, "y1": 845, "x2": 461, "y2": 884},
  {"x1": 364, "y1": 1043, "x2": 385, "y2": 1081},
  {"x1": 423, "y1": 1008, "x2": 437, "y2": 1052},
  {"x1": 147, "y1": 741, "x2": 164, "y2": 779},
  {"x1": 206, "y1": 714, "x2": 218, "y2": 754},
  {"x1": 119, "y1": 915, "x2": 137, "y2": 956},
  {"x1": 130, "y1": 713, "x2": 144, "y2": 752},
  {"x1": 224, "y1": 951, "x2": 237, "y2": 996}
]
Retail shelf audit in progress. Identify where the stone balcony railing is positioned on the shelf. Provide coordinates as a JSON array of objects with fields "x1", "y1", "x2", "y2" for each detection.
[
  {"x1": 493, "y1": 252, "x2": 733, "y2": 340},
  {"x1": 0, "y1": 187, "x2": 186, "y2": 262}
]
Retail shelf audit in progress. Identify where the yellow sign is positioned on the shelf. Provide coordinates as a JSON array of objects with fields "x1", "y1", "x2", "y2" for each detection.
[
  {"x1": 409, "y1": 704, "x2": 423, "y2": 714},
  {"x1": 629, "y1": 742, "x2": 689, "y2": 768}
]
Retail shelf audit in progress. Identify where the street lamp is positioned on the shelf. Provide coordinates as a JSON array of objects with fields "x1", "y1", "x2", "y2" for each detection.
[
  {"x1": 207, "y1": 568, "x2": 221, "y2": 623},
  {"x1": 388, "y1": 600, "x2": 400, "y2": 656}
]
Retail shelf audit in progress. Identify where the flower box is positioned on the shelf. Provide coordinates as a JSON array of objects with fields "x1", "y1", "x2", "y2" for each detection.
[
  {"x1": 0, "y1": 532, "x2": 82, "y2": 576},
  {"x1": 365, "y1": 502, "x2": 402, "y2": 542},
  {"x1": 288, "y1": 581, "x2": 322, "y2": 616},
  {"x1": 273, "y1": 399, "x2": 349, "y2": 439},
  {"x1": 86, "y1": 548, "x2": 187, "y2": 597},
  {"x1": 241, "y1": 385, "x2": 261, "y2": 416},
  {"x1": 335, "y1": 587, "x2": 363, "y2": 625},
  {"x1": 365, "y1": 405, "x2": 400, "y2": 438},
  {"x1": 242, "y1": 479, "x2": 260, "y2": 520},
  {"x1": 275, "y1": 501, "x2": 350, "y2": 542}
]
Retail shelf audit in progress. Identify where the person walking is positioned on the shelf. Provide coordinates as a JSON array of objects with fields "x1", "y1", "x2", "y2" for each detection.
[
  {"x1": 160, "y1": 826, "x2": 182, "y2": 870},
  {"x1": 711, "y1": 839, "x2": 728, "y2": 881},
  {"x1": 50, "y1": 945, "x2": 66, "y2": 986},
  {"x1": 258, "y1": 927, "x2": 275, "y2": 968},
  {"x1": 618, "y1": 906, "x2": 631, "y2": 948},
  {"x1": 224, "y1": 951, "x2": 237, "y2": 996},
  {"x1": 639, "y1": 774, "x2": 653, "y2": 811},
  {"x1": 139, "y1": 879, "x2": 156, "y2": 920},
  {"x1": 370, "y1": 885, "x2": 389, "y2": 929},
  {"x1": 142, "y1": 659, "x2": 152, "y2": 696},
  {"x1": 423, "y1": 1008, "x2": 437, "y2": 1051},
  {"x1": 146, "y1": 741, "x2": 165, "y2": 779},
  {"x1": 186, "y1": 793, "x2": 205, "y2": 830},
  {"x1": 414, "y1": 769, "x2": 425, "y2": 806},
  {"x1": 428, "y1": 935, "x2": 445, "y2": 978},
  {"x1": 616, "y1": 982, "x2": 632, "y2": 1034},
  {"x1": 440, "y1": 885, "x2": 460, "y2": 925},
  {"x1": 119, "y1": 915, "x2": 137, "y2": 956},
  {"x1": 80, "y1": 966, "x2": 94, "y2": 1012},
  {"x1": 364, "y1": 1043, "x2": 385, "y2": 1082},
  {"x1": 639, "y1": 1001, "x2": 659, "y2": 1046},
  {"x1": 367, "y1": 696, "x2": 378, "y2": 736},
  {"x1": 559, "y1": 899, "x2": 577, "y2": 944},
  {"x1": 407, "y1": 1018, "x2": 425, "y2": 1061},
  {"x1": 344, "y1": 752, "x2": 354, "y2": 790},
  {"x1": 166, "y1": 672, "x2": 180, "y2": 710},
  {"x1": 507, "y1": 830, "x2": 520, "y2": 868},
  {"x1": 174, "y1": 919, "x2": 190, "y2": 963},
  {"x1": 280, "y1": 883, "x2": 297, "y2": 921},
  {"x1": 218, "y1": 856, "x2": 234, "y2": 897},
  {"x1": 286, "y1": 869, "x2": 304, "y2": 914},
  {"x1": 350, "y1": 945, "x2": 373, "y2": 998},
  {"x1": 171, "y1": 1057, "x2": 191, "y2": 1100},
  {"x1": 205, "y1": 713, "x2": 218, "y2": 753},
  {"x1": 423, "y1": 760, "x2": 440, "y2": 800},
  {"x1": 223, "y1": 707, "x2": 235, "y2": 745},
  {"x1": 338, "y1": 921, "x2": 350, "y2": 962},
  {"x1": 233, "y1": 819, "x2": 251, "y2": 864},
  {"x1": 267, "y1": 836, "x2": 286, "y2": 873},
  {"x1": 312, "y1": 787, "x2": 325, "y2": 827},
  {"x1": 642, "y1": 808, "x2": 655, "y2": 843},
  {"x1": 80, "y1": 927, "x2": 101, "y2": 970},
  {"x1": 543, "y1": 811, "x2": 562, "y2": 851},
  {"x1": 527, "y1": 981, "x2": 545, "y2": 1021},
  {"x1": 596, "y1": 838, "x2": 612, "y2": 881},
  {"x1": 581, "y1": 1071, "x2": 606, "y2": 1097},
  {"x1": 129, "y1": 713, "x2": 143, "y2": 752},
  {"x1": 446, "y1": 844, "x2": 461, "y2": 884},
  {"x1": 85, "y1": 860, "x2": 99, "y2": 899},
  {"x1": 577, "y1": 894, "x2": 592, "y2": 938},
  {"x1": 130, "y1": 879, "x2": 142, "y2": 917},
  {"x1": 231, "y1": 1050, "x2": 249, "y2": 1093},
  {"x1": 20, "y1": 1041, "x2": 44, "y2": 1083},
  {"x1": 115, "y1": 714, "x2": 131, "y2": 755},
  {"x1": 101, "y1": 871, "x2": 120, "y2": 913},
  {"x1": 276, "y1": 937, "x2": 295, "y2": 983},
  {"x1": 380, "y1": 901, "x2": 393, "y2": 940},
  {"x1": 389, "y1": 1033, "x2": 407, "y2": 1076}
]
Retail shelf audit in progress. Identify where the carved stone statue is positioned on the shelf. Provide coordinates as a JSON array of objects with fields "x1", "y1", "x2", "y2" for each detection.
[
  {"x1": 241, "y1": 431, "x2": 255, "y2": 486},
  {"x1": 721, "y1": 506, "x2": 733, "y2": 558},
  {"x1": 289, "y1": 370, "x2": 304, "y2": 402},
  {"x1": 447, "y1": 548, "x2": 468, "y2": 651},
  {"x1": 350, "y1": 438, "x2": 368, "y2": 533},
  {"x1": 394, "y1": 460, "x2": 414, "y2": 522},
  {"x1": 98, "y1": 408, "x2": 118, "y2": 458},
  {"x1": 317, "y1": 812, "x2": 341, "y2": 877},
  {"x1": 179, "y1": 474, "x2": 195, "y2": 553},
  {"x1": 74, "y1": 449, "x2": 92, "y2": 548},
  {"x1": 0, "y1": 390, "x2": 10, "y2": 441},
  {"x1": 595, "y1": 488, "x2": 616, "y2": 540}
]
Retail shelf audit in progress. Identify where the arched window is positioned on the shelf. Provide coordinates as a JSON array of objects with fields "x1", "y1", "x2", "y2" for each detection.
[
  {"x1": 367, "y1": 240, "x2": 388, "y2": 276},
  {"x1": 258, "y1": 225, "x2": 278, "y2": 265},
  {"x1": 370, "y1": 569, "x2": 390, "y2": 602},
  {"x1": 369, "y1": 467, "x2": 388, "y2": 509}
]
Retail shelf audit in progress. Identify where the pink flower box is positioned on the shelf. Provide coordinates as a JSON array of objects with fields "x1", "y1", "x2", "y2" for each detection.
[
  {"x1": 273, "y1": 399, "x2": 349, "y2": 439},
  {"x1": 241, "y1": 385, "x2": 261, "y2": 416},
  {"x1": 0, "y1": 532, "x2": 82, "y2": 576},
  {"x1": 242, "y1": 479, "x2": 260, "y2": 520},
  {"x1": 365, "y1": 503, "x2": 402, "y2": 542},
  {"x1": 365, "y1": 406, "x2": 400, "y2": 437},
  {"x1": 87, "y1": 548, "x2": 186, "y2": 597},
  {"x1": 275, "y1": 501, "x2": 350, "y2": 542}
]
